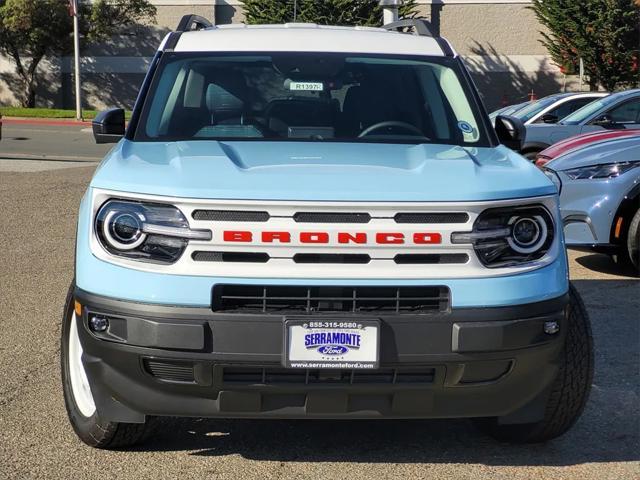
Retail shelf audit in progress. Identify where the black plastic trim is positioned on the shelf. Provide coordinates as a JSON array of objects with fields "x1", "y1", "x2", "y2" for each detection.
[{"x1": 124, "y1": 51, "x2": 162, "y2": 140}]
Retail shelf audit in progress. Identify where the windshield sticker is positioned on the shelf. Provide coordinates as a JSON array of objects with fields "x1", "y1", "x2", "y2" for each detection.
[
  {"x1": 289, "y1": 81, "x2": 324, "y2": 92},
  {"x1": 457, "y1": 121, "x2": 475, "y2": 134}
]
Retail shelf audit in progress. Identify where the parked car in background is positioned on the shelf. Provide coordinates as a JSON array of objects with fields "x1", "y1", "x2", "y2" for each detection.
[
  {"x1": 543, "y1": 136, "x2": 640, "y2": 272},
  {"x1": 488, "y1": 101, "x2": 530, "y2": 124},
  {"x1": 535, "y1": 129, "x2": 640, "y2": 168},
  {"x1": 522, "y1": 89, "x2": 640, "y2": 160},
  {"x1": 509, "y1": 92, "x2": 607, "y2": 127}
]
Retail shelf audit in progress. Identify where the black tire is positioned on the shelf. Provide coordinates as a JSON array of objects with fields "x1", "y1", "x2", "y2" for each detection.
[
  {"x1": 474, "y1": 284, "x2": 594, "y2": 443},
  {"x1": 522, "y1": 150, "x2": 540, "y2": 161},
  {"x1": 61, "y1": 283, "x2": 150, "y2": 448},
  {"x1": 623, "y1": 208, "x2": 640, "y2": 274}
]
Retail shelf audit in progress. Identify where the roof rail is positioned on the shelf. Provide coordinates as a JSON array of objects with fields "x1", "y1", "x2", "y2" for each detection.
[
  {"x1": 383, "y1": 19, "x2": 434, "y2": 38},
  {"x1": 176, "y1": 14, "x2": 212, "y2": 32}
]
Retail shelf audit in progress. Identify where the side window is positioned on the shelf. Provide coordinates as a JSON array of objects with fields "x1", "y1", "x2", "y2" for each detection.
[
  {"x1": 607, "y1": 100, "x2": 640, "y2": 124},
  {"x1": 540, "y1": 98, "x2": 597, "y2": 123}
]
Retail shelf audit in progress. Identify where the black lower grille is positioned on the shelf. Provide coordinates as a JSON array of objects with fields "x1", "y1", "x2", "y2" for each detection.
[
  {"x1": 293, "y1": 212, "x2": 371, "y2": 223},
  {"x1": 212, "y1": 285, "x2": 450, "y2": 314},
  {"x1": 192, "y1": 210, "x2": 269, "y2": 222},
  {"x1": 394, "y1": 253, "x2": 469, "y2": 264},
  {"x1": 143, "y1": 359, "x2": 195, "y2": 383},
  {"x1": 293, "y1": 253, "x2": 371, "y2": 264},
  {"x1": 394, "y1": 212, "x2": 469, "y2": 223},
  {"x1": 192, "y1": 251, "x2": 270, "y2": 263},
  {"x1": 222, "y1": 367, "x2": 436, "y2": 385}
]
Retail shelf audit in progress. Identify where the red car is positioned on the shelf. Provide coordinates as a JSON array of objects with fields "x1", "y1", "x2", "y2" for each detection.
[{"x1": 534, "y1": 129, "x2": 640, "y2": 167}]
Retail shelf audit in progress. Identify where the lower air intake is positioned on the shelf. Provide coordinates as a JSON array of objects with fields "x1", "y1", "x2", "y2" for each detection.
[{"x1": 143, "y1": 359, "x2": 195, "y2": 383}]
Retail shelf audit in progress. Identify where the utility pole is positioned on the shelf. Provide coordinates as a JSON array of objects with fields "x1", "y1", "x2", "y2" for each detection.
[
  {"x1": 379, "y1": 0, "x2": 403, "y2": 24},
  {"x1": 70, "y1": 0, "x2": 83, "y2": 121},
  {"x1": 293, "y1": 0, "x2": 297, "y2": 22}
]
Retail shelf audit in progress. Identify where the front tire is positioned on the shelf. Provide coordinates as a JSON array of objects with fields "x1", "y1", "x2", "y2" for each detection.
[
  {"x1": 61, "y1": 284, "x2": 149, "y2": 448},
  {"x1": 474, "y1": 284, "x2": 594, "y2": 443},
  {"x1": 623, "y1": 209, "x2": 640, "y2": 274}
]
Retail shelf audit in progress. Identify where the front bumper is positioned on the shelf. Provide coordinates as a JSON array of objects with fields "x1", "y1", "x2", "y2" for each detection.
[{"x1": 75, "y1": 288, "x2": 569, "y2": 424}]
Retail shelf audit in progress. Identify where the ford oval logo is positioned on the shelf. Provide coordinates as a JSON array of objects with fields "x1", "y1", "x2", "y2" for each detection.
[{"x1": 317, "y1": 345, "x2": 349, "y2": 355}]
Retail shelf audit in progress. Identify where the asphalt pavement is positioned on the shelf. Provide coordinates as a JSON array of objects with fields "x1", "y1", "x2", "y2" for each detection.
[{"x1": 0, "y1": 125, "x2": 638, "y2": 479}]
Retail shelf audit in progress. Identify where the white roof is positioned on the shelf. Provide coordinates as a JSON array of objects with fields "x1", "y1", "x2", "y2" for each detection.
[{"x1": 161, "y1": 24, "x2": 452, "y2": 57}]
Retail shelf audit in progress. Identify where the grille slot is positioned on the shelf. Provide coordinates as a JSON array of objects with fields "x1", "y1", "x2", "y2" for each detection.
[
  {"x1": 192, "y1": 210, "x2": 270, "y2": 222},
  {"x1": 293, "y1": 253, "x2": 371, "y2": 264},
  {"x1": 223, "y1": 367, "x2": 436, "y2": 385},
  {"x1": 192, "y1": 251, "x2": 270, "y2": 263},
  {"x1": 394, "y1": 212, "x2": 469, "y2": 224},
  {"x1": 394, "y1": 253, "x2": 469, "y2": 264},
  {"x1": 293, "y1": 212, "x2": 371, "y2": 223},
  {"x1": 143, "y1": 359, "x2": 195, "y2": 383},
  {"x1": 212, "y1": 285, "x2": 449, "y2": 314}
]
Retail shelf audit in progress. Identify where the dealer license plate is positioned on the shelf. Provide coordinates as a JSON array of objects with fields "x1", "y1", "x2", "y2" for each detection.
[{"x1": 284, "y1": 319, "x2": 380, "y2": 369}]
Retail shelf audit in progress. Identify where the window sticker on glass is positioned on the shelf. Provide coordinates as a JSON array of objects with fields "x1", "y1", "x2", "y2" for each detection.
[{"x1": 289, "y1": 81, "x2": 324, "y2": 91}]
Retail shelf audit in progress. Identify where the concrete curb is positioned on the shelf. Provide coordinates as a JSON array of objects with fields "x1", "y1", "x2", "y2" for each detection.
[
  {"x1": 2, "y1": 117, "x2": 93, "y2": 127},
  {"x1": 0, "y1": 152, "x2": 101, "y2": 162}
]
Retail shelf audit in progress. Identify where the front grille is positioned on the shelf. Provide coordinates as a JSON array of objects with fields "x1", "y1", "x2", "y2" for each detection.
[
  {"x1": 222, "y1": 367, "x2": 436, "y2": 385},
  {"x1": 394, "y1": 212, "x2": 469, "y2": 223},
  {"x1": 293, "y1": 212, "x2": 371, "y2": 223},
  {"x1": 293, "y1": 253, "x2": 371, "y2": 264},
  {"x1": 143, "y1": 359, "x2": 195, "y2": 383},
  {"x1": 192, "y1": 251, "x2": 270, "y2": 263},
  {"x1": 394, "y1": 253, "x2": 469, "y2": 264},
  {"x1": 212, "y1": 285, "x2": 450, "y2": 314},
  {"x1": 192, "y1": 210, "x2": 270, "y2": 222}
]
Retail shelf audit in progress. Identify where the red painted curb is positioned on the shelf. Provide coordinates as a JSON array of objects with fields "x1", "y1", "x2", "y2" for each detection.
[{"x1": 1, "y1": 117, "x2": 93, "y2": 127}]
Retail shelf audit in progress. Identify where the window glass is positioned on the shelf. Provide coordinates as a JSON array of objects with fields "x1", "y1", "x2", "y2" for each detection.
[
  {"x1": 136, "y1": 52, "x2": 488, "y2": 146},
  {"x1": 607, "y1": 100, "x2": 640, "y2": 124}
]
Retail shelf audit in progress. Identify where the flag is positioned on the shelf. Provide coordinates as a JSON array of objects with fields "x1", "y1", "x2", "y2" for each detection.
[{"x1": 68, "y1": 0, "x2": 78, "y2": 17}]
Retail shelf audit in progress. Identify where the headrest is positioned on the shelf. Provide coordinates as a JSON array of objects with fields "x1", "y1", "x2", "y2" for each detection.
[{"x1": 206, "y1": 83, "x2": 244, "y2": 117}]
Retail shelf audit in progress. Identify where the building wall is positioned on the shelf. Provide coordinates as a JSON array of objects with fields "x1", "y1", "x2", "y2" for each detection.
[{"x1": 0, "y1": 0, "x2": 570, "y2": 112}]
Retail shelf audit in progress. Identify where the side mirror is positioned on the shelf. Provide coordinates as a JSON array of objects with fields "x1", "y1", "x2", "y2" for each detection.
[
  {"x1": 495, "y1": 115, "x2": 526, "y2": 151},
  {"x1": 93, "y1": 108, "x2": 125, "y2": 144},
  {"x1": 591, "y1": 114, "x2": 614, "y2": 127},
  {"x1": 540, "y1": 113, "x2": 559, "y2": 124}
]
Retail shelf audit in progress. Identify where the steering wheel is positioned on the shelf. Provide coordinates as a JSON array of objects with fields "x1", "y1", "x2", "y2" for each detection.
[{"x1": 358, "y1": 121, "x2": 425, "y2": 138}]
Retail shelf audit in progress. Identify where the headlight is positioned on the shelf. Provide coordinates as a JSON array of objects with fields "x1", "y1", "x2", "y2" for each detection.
[
  {"x1": 563, "y1": 161, "x2": 639, "y2": 180},
  {"x1": 95, "y1": 199, "x2": 211, "y2": 264},
  {"x1": 451, "y1": 205, "x2": 555, "y2": 268}
]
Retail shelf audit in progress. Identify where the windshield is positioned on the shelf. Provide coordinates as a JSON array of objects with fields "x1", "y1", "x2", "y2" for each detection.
[
  {"x1": 510, "y1": 96, "x2": 560, "y2": 122},
  {"x1": 135, "y1": 52, "x2": 489, "y2": 146},
  {"x1": 489, "y1": 102, "x2": 529, "y2": 120},
  {"x1": 561, "y1": 97, "x2": 610, "y2": 125}
]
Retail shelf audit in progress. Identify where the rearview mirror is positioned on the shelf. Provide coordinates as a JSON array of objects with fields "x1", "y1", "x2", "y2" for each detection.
[
  {"x1": 540, "y1": 113, "x2": 559, "y2": 124},
  {"x1": 92, "y1": 108, "x2": 125, "y2": 144},
  {"x1": 495, "y1": 115, "x2": 526, "y2": 151}
]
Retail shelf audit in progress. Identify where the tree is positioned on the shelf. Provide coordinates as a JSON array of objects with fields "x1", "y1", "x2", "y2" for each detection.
[
  {"x1": 530, "y1": 0, "x2": 639, "y2": 91},
  {"x1": 0, "y1": 0, "x2": 156, "y2": 107},
  {"x1": 241, "y1": 0, "x2": 418, "y2": 27}
]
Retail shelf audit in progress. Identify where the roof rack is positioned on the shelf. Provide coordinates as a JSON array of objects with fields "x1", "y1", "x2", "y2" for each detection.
[
  {"x1": 176, "y1": 14, "x2": 212, "y2": 32},
  {"x1": 383, "y1": 19, "x2": 434, "y2": 38}
]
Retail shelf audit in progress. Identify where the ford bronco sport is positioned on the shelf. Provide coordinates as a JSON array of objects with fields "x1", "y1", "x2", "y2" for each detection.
[{"x1": 62, "y1": 16, "x2": 593, "y2": 448}]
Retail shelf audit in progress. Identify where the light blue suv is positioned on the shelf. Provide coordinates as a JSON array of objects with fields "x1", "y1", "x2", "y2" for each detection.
[{"x1": 61, "y1": 16, "x2": 593, "y2": 448}]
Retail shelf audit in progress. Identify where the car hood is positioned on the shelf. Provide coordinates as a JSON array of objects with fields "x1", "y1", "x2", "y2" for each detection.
[
  {"x1": 90, "y1": 140, "x2": 556, "y2": 202},
  {"x1": 547, "y1": 136, "x2": 640, "y2": 171},
  {"x1": 539, "y1": 129, "x2": 640, "y2": 159}
]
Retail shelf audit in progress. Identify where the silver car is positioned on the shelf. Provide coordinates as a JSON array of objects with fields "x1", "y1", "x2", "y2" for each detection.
[
  {"x1": 544, "y1": 136, "x2": 640, "y2": 272},
  {"x1": 524, "y1": 89, "x2": 640, "y2": 160}
]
